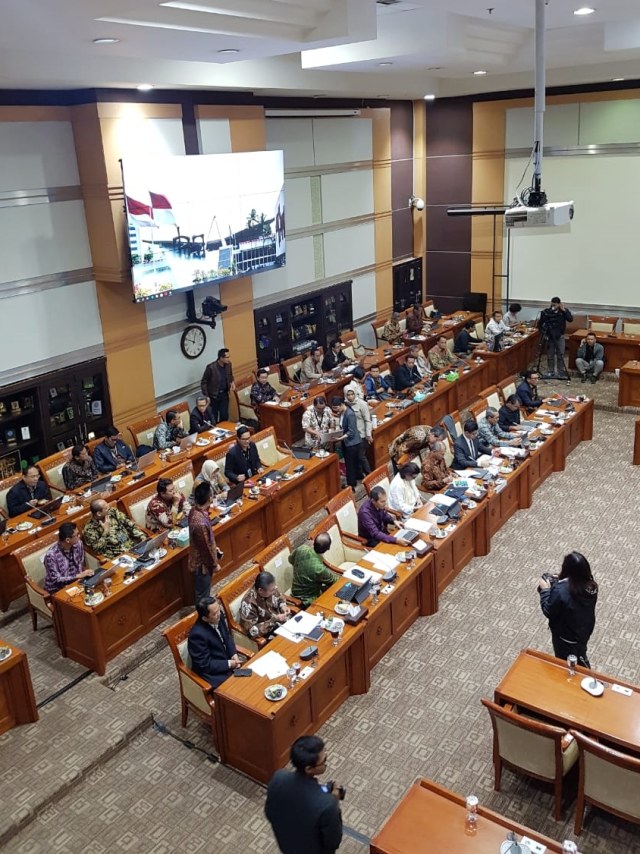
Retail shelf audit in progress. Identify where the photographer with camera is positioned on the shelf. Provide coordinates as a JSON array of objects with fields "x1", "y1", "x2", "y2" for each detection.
[
  {"x1": 537, "y1": 551, "x2": 598, "y2": 668},
  {"x1": 537, "y1": 297, "x2": 573, "y2": 379},
  {"x1": 266, "y1": 735, "x2": 344, "y2": 854}
]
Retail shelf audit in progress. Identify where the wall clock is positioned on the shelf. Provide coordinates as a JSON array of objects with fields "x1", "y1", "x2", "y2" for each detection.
[{"x1": 180, "y1": 325, "x2": 206, "y2": 359}]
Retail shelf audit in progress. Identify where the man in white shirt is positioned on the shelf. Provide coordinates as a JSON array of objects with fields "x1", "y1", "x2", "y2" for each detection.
[{"x1": 343, "y1": 366, "x2": 366, "y2": 399}]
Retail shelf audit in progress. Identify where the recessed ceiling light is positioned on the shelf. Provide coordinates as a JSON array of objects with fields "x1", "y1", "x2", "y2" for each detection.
[
  {"x1": 424, "y1": 94, "x2": 436, "y2": 100},
  {"x1": 612, "y1": 77, "x2": 625, "y2": 82},
  {"x1": 137, "y1": 83, "x2": 153, "y2": 91},
  {"x1": 93, "y1": 37, "x2": 120, "y2": 44},
  {"x1": 573, "y1": 6, "x2": 595, "y2": 15},
  {"x1": 378, "y1": 62, "x2": 393, "y2": 67},
  {"x1": 218, "y1": 48, "x2": 239, "y2": 54},
  {"x1": 473, "y1": 70, "x2": 487, "y2": 76}
]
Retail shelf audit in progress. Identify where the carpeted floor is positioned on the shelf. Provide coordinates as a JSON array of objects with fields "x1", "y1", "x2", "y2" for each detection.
[{"x1": 3, "y1": 375, "x2": 640, "y2": 852}]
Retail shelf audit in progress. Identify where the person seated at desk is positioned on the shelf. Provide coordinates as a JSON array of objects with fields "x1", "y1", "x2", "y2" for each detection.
[
  {"x1": 406, "y1": 303, "x2": 424, "y2": 336},
  {"x1": 421, "y1": 440, "x2": 454, "y2": 492},
  {"x1": 251, "y1": 368, "x2": 280, "y2": 410},
  {"x1": 387, "y1": 462, "x2": 423, "y2": 517},
  {"x1": 82, "y1": 498, "x2": 146, "y2": 559},
  {"x1": 454, "y1": 321, "x2": 483, "y2": 355},
  {"x1": 575, "y1": 332, "x2": 605, "y2": 384},
  {"x1": 7, "y1": 465, "x2": 51, "y2": 517},
  {"x1": 62, "y1": 444, "x2": 98, "y2": 490},
  {"x1": 189, "y1": 396, "x2": 216, "y2": 433},
  {"x1": 381, "y1": 311, "x2": 402, "y2": 345},
  {"x1": 153, "y1": 410, "x2": 188, "y2": 451},
  {"x1": 452, "y1": 419, "x2": 497, "y2": 469},
  {"x1": 93, "y1": 427, "x2": 136, "y2": 474},
  {"x1": 498, "y1": 394, "x2": 523, "y2": 432},
  {"x1": 393, "y1": 354, "x2": 422, "y2": 392},
  {"x1": 194, "y1": 459, "x2": 228, "y2": 499},
  {"x1": 188, "y1": 596, "x2": 241, "y2": 689},
  {"x1": 484, "y1": 310, "x2": 508, "y2": 352},
  {"x1": 516, "y1": 370, "x2": 543, "y2": 412},
  {"x1": 364, "y1": 365, "x2": 394, "y2": 400},
  {"x1": 43, "y1": 522, "x2": 94, "y2": 594},
  {"x1": 224, "y1": 425, "x2": 263, "y2": 484},
  {"x1": 239, "y1": 570, "x2": 291, "y2": 643},
  {"x1": 300, "y1": 347, "x2": 324, "y2": 383},
  {"x1": 478, "y1": 407, "x2": 521, "y2": 448},
  {"x1": 145, "y1": 477, "x2": 187, "y2": 533},
  {"x1": 357, "y1": 486, "x2": 400, "y2": 546},
  {"x1": 289, "y1": 533, "x2": 339, "y2": 608},
  {"x1": 428, "y1": 336, "x2": 457, "y2": 371},
  {"x1": 503, "y1": 303, "x2": 522, "y2": 329},
  {"x1": 408, "y1": 344, "x2": 431, "y2": 379},
  {"x1": 321, "y1": 339, "x2": 348, "y2": 373},
  {"x1": 301, "y1": 396, "x2": 337, "y2": 451},
  {"x1": 343, "y1": 366, "x2": 366, "y2": 400}
]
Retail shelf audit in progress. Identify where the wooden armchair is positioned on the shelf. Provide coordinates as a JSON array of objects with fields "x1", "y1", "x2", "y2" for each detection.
[
  {"x1": 309, "y1": 513, "x2": 366, "y2": 573},
  {"x1": 422, "y1": 300, "x2": 435, "y2": 319},
  {"x1": 266, "y1": 365, "x2": 288, "y2": 396},
  {"x1": 158, "y1": 400, "x2": 190, "y2": 423},
  {"x1": 233, "y1": 375, "x2": 258, "y2": 424},
  {"x1": 40, "y1": 448, "x2": 73, "y2": 492},
  {"x1": 0, "y1": 472, "x2": 22, "y2": 516},
  {"x1": 325, "y1": 487, "x2": 365, "y2": 542},
  {"x1": 254, "y1": 535, "x2": 300, "y2": 605},
  {"x1": 587, "y1": 315, "x2": 618, "y2": 333},
  {"x1": 481, "y1": 698, "x2": 578, "y2": 821},
  {"x1": 120, "y1": 460, "x2": 194, "y2": 529},
  {"x1": 363, "y1": 464, "x2": 391, "y2": 497},
  {"x1": 253, "y1": 426, "x2": 291, "y2": 467},
  {"x1": 622, "y1": 319, "x2": 640, "y2": 336},
  {"x1": 282, "y1": 355, "x2": 302, "y2": 384},
  {"x1": 128, "y1": 415, "x2": 161, "y2": 453},
  {"x1": 468, "y1": 398, "x2": 487, "y2": 423},
  {"x1": 497, "y1": 375, "x2": 518, "y2": 403},
  {"x1": 571, "y1": 729, "x2": 640, "y2": 835},
  {"x1": 218, "y1": 565, "x2": 264, "y2": 651},
  {"x1": 479, "y1": 384, "x2": 502, "y2": 412}
]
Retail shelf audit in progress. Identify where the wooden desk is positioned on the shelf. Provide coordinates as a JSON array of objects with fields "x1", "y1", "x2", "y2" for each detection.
[
  {"x1": 0, "y1": 639, "x2": 38, "y2": 735},
  {"x1": 569, "y1": 329, "x2": 640, "y2": 372},
  {"x1": 479, "y1": 330, "x2": 539, "y2": 385},
  {"x1": 494, "y1": 648, "x2": 640, "y2": 755},
  {"x1": 258, "y1": 380, "x2": 348, "y2": 446},
  {"x1": 618, "y1": 360, "x2": 640, "y2": 407},
  {"x1": 267, "y1": 453, "x2": 340, "y2": 534},
  {"x1": 370, "y1": 778, "x2": 563, "y2": 854},
  {"x1": 369, "y1": 400, "x2": 417, "y2": 470},
  {"x1": 402, "y1": 311, "x2": 482, "y2": 355}
]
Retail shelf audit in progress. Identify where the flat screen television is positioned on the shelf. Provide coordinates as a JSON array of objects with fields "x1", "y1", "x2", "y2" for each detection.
[{"x1": 122, "y1": 150, "x2": 285, "y2": 303}]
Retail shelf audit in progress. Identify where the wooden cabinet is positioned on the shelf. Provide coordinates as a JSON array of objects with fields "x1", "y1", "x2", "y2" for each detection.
[
  {"x1": 393, "y1": 258, "x2": 423, "y2": 312},
  {"x1": 254, "y1": 281, "x2": 353, "y2": 368}
]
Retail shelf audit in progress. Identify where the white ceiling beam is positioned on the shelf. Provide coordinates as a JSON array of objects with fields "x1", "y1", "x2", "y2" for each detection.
[{"x1": 161, "y1": 0, "x2": 319, "y2": 29}]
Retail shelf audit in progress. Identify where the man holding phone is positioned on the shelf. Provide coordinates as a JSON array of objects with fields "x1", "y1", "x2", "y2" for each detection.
[{"x1": 265, "y1": 735, "x2": 344, "y2": 854}]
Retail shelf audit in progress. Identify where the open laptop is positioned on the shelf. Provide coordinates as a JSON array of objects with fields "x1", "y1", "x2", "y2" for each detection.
[
  {"x1": 28, "y1": 495, "x2": 65, "y2": 519},
  {"x1": 179, "y1": 433, "x2": 198, "y2": 450},
  {"x1": 218, "y1": 482, "x2": 244, "y2": 508},
  {"x1": 137, "y1": 449, "x2": 157, "y2": 469},
  {"x1": 491, "y1": 332, "x2": 504, "y2": 353},
  {"x1": 83, "y1": 565, "x2": 117, "y2": 590},
  {"x1": 432, "y1": 499, "x2": 461, "y2": 520},
  {"x1": 271, "y1": 463, "x2": 291, "y2": 480},
  {"x1": 88, "y1": 475, "x2": 116, "y2": 493},
  {"x1": 130, "y1": 531, "x2": 169, "y2": 564},
  {"x1": 396, "y1": 528, "x2": 419, "y2": 544},
  {"x1": 290, "y1": 445, "x2": 313, "y2": 459},
  {"x1": 335, "y1": 577, "x2": 372, "y2": 604}
]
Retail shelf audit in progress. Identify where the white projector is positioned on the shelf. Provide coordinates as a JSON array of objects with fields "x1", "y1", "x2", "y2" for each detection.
[{"x1": 505, "y1": 201, "x2": 574, "y2": 229}]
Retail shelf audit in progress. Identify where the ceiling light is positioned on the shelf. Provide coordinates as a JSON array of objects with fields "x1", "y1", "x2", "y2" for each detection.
[
  {"x1": 424, "y1": 94, "x2": 436, "y2": 101},
  {"x1": 218, "y1": 48, "x2": 239, "y2": 54},
  {"x1": 573, "y1": 7, "x2": 595, "y2": 15},
  {"x1": 93, "y1": 37, "x2": 120, "y2": 44},
  {"x1": 378, "y1": 62, "x2": 393, "y2": 67},
  {"x1": 473, "y1": 70, "x2": 487, "y2": 76},
  {"x1": 137, "y1": 84, "x2": 153, "y2": 91}
]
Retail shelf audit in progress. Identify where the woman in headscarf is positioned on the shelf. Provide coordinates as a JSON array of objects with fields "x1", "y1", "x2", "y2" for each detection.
[{"x1": 194, "y1": 459, "x2": 229, "y2": 499}]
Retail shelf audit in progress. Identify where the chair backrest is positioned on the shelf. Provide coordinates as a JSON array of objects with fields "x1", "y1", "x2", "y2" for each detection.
[
  {"x1": 378, "y1": 361, "x2": 392, "y2": 379},
  {"x1": 622, "y1": 319, "x2": 640, "y2": 336},
  {"x1": 40, "y1": 448, "x2": 73, "y2": 492},
  {"x1": 446, "y1": 335, "x2": 455, "y2": 354},
  {"x1": 481, "y1": 698, "x2": 564, "y2": 781},
  {"x1": 399, "y1": 317, "x2": 407, "y2": 333},
  {"x1": 442, "y1": 433, "x2": 454, "y2": 468},
  {"x1": 158, "y1": 400, "x2": 190, "y2": 423},
  {"x1": 234, "y1": 376, "x2": 256, "y2": 423},
  {"x1": 373, "y1": 317, "x2": 388, "y2": 346},
  {"x1": 587, "y1": 315, "x2": 618, "y2": 333},
  {"x1": 422, "y1": 301, "x2": 434, "y2": 319},
  {"x1": 571, "y1": 729, "x2": 640, "y2": 825},
  {"x1": 0, "y1": 473, "x2": 22, "y2": 515},
  {"x1": 475, "y1": 320, "x2": 485, "y2": 339},
  {"x1": 282, "y1": 355, "x2": 302, "y2": 383},
  {"x1": 218, "y1": 564, "x2": 260, "y2": 652},
  {"x1": 266, "y1": 365, "x2": 288, "y2": 395},
  {"x1": 252, "y1": 426, "x2": 290, "y2": 467},
  {"x1": 342, "y1": 344, "x2": 356, "y2": 361},
  {"x1": 164, "y1": 611, "x2": 198, "y2": 667},
  {"x1": 325, "y1": 487, "x2": 359, "y2": 538},
  {"x1": 468, "y1": 399, "x2": 487, "y2": 423},
  {"x1": 363, "y1": 464, "x2": 391, "y2": 497},
  {"x1": 309, "y1": 514, "x2": 345, "y2": 566},
  {"x1": 128, "y1": 415, "x2": 161, "y2": 451},
  {"x1": 341, "y1": 330, "x2": 358, "y2": 348},
  {"x1": 121, "y1": 460, "x2": 194, "y2": 529},
  {"x1": 14, "y1": 529, "x2": 60, "y2": 589},
  {"x1": 498, "y1": 375, "x2": 518, "y2": 403},
  {"x1": 203, "y1": 443, "x2": 229, "y2": 477},
  {"x1": 255, "y1": 535, "x2": 293, "y2": 594},
  {"x1": 480, "y1": 385, "x2": 502, "y2": 412}
]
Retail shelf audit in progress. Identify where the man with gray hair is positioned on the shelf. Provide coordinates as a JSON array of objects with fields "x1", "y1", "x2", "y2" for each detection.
[{"x1": 477, "y1": 407, "x2": 521, "y2": 448}]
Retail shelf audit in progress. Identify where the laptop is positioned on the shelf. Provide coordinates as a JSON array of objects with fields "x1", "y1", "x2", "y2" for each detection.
[
  {"x1": 271, "y1": 463, "x2": 291, "y2": 480},
  {"x1": 137, "y1": 449, "x2": 157, "y2": 469},
  {"x1": 89, "y1": 475, "x2": 116, "y2": 493},
  {"x1": 130, "y1": 531, "x2": 169, "y2": 563},
  {"x1": 28, "y1": 495, "x2": 65, "y2": 519},
  {"x1": 335, "y1": 578, "x2": 372, "y2": 604},
  {"x1": 433, "y1": 500, "x2": 461, "y2": 520},
  {"x1": 218, "y1": 483, "x2": 244, "y2": 508},
  {"x1": 179, "y1": 433, "x2": 198, "y2": 450},
  {"x1": 290, "y1": 445, "x2": 313, "y2": 459},
  {"x1": 491, "y1": 333, "x2": 504, "y2": 353},
  {"x1": 83, "y1": 565, "x2": 117, "y2": 589},
  {"x1": 396, "y1": 528, "x2": 419, "y2": 544}
]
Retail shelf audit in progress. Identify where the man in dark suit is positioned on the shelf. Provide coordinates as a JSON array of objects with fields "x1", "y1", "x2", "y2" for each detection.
[
  {"x1": 516, "y1": 370, "x2": 543, "y2": 412},
  {"x1": 265, "y1": 735, "x2": 343, "y2": 854},
  {"x1": 6, "y1": 465, "x2": 51, "y2": 517},
  {"x1": 452, "y1": 419, "x2": 495, "y2": 468},
  {"x1": 187, "y1": 596, "x2": 241, "y2": 689},
  {"x1": 189, "y1": 396, "x2": 216, "y2": 433},
  {"x1": 393, "y1": 354, "x2": 422, "y2": 392},
  {"x1": 330, "y1": 396, "x2": 362, "y2": 490},
  {"x1": 200, "y1": 348, "x2": 235, "y2": 423},
  {"x1": 93, "y1": 426, "x2": 136, "y2": 473},
  {"x1": 224, "y1": 425, "x2": 263, "y2": 484},
  {"x1": 321, "y1": 340, "x2": 347, "y2": 373}
]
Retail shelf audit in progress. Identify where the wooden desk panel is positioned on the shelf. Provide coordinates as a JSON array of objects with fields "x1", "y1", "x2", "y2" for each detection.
[
  {"x1": 213, "y1": 496, "x2": 272, "y2": 578},
  {"x1": 269, "y1": 455, "x2": 340, "y2": 534},
  {"x1": 0, "y1": 640, "x2": 38, "y2": 735},
  {"x1": 618, "y1": 360, "x2": 640, "y2": 407},
  {"x1": 569, "y1": 329, "x2": 640, "y2": 372},
  {"x1": 370, "y1": 778, "x2": 563, "y2": 854},
  {"x1": 369, "y1": 402, "x2": 417, "y2": 470},
  {"x1": 480, "y1": 330, "x2": 539, "y2": 386},
  {"x1": 258, "y1": 382, "x2": 348, "y2": 446}
]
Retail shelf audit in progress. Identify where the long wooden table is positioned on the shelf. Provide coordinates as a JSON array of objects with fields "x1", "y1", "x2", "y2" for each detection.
[
  {"x1": 494, "y1": 648, "x2": 640, "y2": 755},
  {"x1": 370, "y1": 778, "x2": 564, "y2": 853},
  {"x1": 401, "y1": 310, "x2": 482, "y2": 354},
  {"x1": 618, "y1": 360, "x2": 640, "y2": 407},
  {"x1": 0, "y1": 639, "x2": 38, "y2": 735},
  {"x1": 478, "y1": 329, "x2": 539, "y2": 385},
  {"x1": 569, "y1": 328, "x2": 640, "y2": 372}
]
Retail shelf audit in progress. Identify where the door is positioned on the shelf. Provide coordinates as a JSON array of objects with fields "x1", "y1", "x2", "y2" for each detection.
[
  {"x1": 42, "y1": 371, "x2": 82, "y2": 451},
  {"x1": 393, "y1": 258, "x2": 423, "y2": 312}
]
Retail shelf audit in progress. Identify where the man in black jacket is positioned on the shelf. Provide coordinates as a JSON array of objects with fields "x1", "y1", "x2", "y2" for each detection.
[
  {"x1": 189, "y1": 396, "x2": 216, "y2": 433},
  {"x1": 452, "y1": 419, "x2": 494, "y2": 468},
  {"x1": 265, "y1": 735, "x2": 343, "y2": 854},
  {"x1": 200, "y1": 348, "x2": 235, "y2": 422},
  {"x1": 498, "y1": 394, "x2": 522, "y2": 432},
  {"x1": 7, "y1": 466, "x2": 51, "y2": 517},
  {"x1": 516, "y1": 370, "x2": 543, "y2": 412},
  {"x1": 321, "y1": 340, "x2": 347, "y2": 374},
  {"x1": 93, "y1": 427, "x2": 136, "y2": 473},
  {"x1": 187, "y1": 596, "x2": 241, "y2": 688},
  {"x1": 224, "y1": 426, "x2": 263, "y2": 484},
  {"x1": 393, "y1": 354, "x2": 422, "y2": 392},
  {"x1": 538, "y1": 297, "x2": 573, "y2": 379}
]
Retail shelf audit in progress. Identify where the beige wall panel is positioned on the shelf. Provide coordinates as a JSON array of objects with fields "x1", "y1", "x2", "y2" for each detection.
[
  {"x1": 229, "y1": 114, "x2": 266, "y2": 153},
  {"x1": 0, "y1": 106, "x2": 70, "y2": 122},
  {"x1": 470, "y1": 256, "x2": 495, "y2": 312},
  {"x1": 219, "y1": 275, "x2": 257, "y2": 381}
]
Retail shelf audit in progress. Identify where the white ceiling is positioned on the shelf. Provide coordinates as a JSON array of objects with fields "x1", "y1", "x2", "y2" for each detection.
[{"x1": 1, "y1": 0, "x2": 640, "y2": 98}]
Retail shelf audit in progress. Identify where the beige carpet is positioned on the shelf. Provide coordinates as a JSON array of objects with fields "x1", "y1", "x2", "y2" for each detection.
[{"x1": 4, "y1": 393, "x2": 640, "y2": 853}]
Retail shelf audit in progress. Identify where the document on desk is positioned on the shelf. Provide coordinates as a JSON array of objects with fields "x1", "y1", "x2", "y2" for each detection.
[
  {"x1": 499, "y1": 447, "x2": 526, "y2": 458},
  {"x1": 360, "y1": 552, "x2": 397, "y2": 574},
  {"x1": 248, "y1": 650, "x2": 289, "y2": 679},
  {"x1": 275, "y1": 611, "x2": 322, "y2": 643},
  {"x1": 403, "y1": 518, "x2": 434, "y2": 534}
]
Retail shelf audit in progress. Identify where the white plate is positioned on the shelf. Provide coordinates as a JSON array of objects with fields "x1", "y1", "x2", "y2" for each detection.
[
  {"x1": 152, "y1": 548, "x2": 167, "y2": 559},
  {"x1": 0, "y1": 646, "x2": 12, "y2": 662},
  {"x1": 324, "y1": 617, "x2": 345, "y2": 631},
  {"x1": 264, "y1": 400, "x2": 278, "y2": 406},
  {"x1": 334, "y1": 603, "x2": 350, "y2": 616},
  {"x1": 264, "y1": 684, "x2": 288, "y2": 702},
  {"x1": 167, "y1": 530, "x2": 181, "y2": 540},
  {"x1": 16, "y1": 521, "x2": 33, "y2": 531},
  {"x1": 85, "y1": 591, "x2": 105, "y2": 606},
  {"x1": 195, "y1": 438, "x2": 210, "y2": 447},
  {"x1": 279, "y1": 401, "x2": 292, "y2": 408},
  {"x1": 110, "y1": 475, "x2": 122, "y2": 483},
  {"x1": 315, "y1": 450, "x2": 329, "y2": 458}
]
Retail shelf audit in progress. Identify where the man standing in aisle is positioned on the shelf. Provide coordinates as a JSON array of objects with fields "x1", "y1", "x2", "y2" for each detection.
[
  {"x1": 538, "y1": 297, "x2": 573, "y2": 379},
  {"x1": 201, "y1": 348, "x2": 235, "y2": 423},
  {"x1": 188, "y1": 482, "x2": 221, "y2": 603},
  {"x1": 330, "y1": 396, "x2": 362, "y2": 491},
  {"x1": 344, "y1": 388, "x2": 371, "y2": 478}
]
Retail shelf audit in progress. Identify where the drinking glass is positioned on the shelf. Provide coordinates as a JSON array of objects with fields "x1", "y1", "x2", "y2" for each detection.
[
  {"x1": 329, "y1": 626, "x2": 341, "y2": 647},
  {"x1": 293, "y1": 662, "x2": 301, "y2": 683},
  {"x1": 567, "y1": 654, "x2": 577, "y2": 678},
  {"x1": 286, "y1": 666, "x2": 296, "y2": 689},
  {"x1": 104, "y1": 577, "x2": 112, "y2": 597}
]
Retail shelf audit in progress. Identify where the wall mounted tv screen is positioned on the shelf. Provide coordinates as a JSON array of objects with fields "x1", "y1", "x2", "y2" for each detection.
[{"x1": 122, "y1": 150, "x2": 285, "y2": 303}]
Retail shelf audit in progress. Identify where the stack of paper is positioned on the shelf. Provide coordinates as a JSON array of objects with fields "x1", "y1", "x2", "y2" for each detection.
[
  {"x1": 403, "y1": 518, "x2": 434, "y2": 535},
  {"x1": 499, "y1": 447, "x2": 526, "y2": 458},
  {"x1": 249, "y1": 650, "x2": 289, "y2": 679},
  {"x1": 275, "y1": 611, "x2": 322, "y2": 643},
  {"x1": 359, "y1": 552, "x2": 397, "y2": 576}
]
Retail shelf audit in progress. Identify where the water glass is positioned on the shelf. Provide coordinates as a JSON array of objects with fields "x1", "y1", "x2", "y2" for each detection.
[
  {"x1": 104, "y1": 577, "x2": 113, "y2": 597},
  {"x1": 286, "y1": 666, "x2": 296, "y2": 689},
  {"x1": 567, "y1": 654, "x2": 577, "y2": 678}
]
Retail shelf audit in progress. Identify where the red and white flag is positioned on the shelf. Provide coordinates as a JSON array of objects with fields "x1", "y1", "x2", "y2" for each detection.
[
  {"x1": 126, "y1": 195, "x2": 156, "y2": 228},
  {"x1": 149, "y1": 191, "x2": 177, "y2": 226}
]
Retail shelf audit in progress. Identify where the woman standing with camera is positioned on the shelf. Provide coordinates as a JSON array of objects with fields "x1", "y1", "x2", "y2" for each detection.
[{"x1": 537, "y1": 551, "x2": 598, "y2": 667}]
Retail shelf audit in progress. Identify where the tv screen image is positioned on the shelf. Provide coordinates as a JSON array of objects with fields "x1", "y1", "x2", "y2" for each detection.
[{"x1": 122, "y1": 150, "x2": 285, "y2": 303}]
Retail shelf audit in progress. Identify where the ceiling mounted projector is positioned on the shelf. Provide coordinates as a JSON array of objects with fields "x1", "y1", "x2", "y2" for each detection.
[{"x1": 505, "y1": 201, "x2": 574, "y2": 229}]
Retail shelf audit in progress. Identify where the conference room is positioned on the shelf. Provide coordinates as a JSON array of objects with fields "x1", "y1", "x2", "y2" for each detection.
[{"x1": 2, "y1": 4, "x2": 640, "y2": 852}]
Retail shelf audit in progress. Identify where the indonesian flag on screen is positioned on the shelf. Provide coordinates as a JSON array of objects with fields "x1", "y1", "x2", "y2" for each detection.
[
  {"x1": 126, "y1": 195, "x2": 156, "y2": 228},
  {"x1": 149, "y1": 191, "x2": 177, "y2": 226}
]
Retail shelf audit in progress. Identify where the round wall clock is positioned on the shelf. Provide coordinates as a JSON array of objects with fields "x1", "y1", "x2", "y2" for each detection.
[{"x1": 180, "y1": 325, "x2": 206, "y2": 359}]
